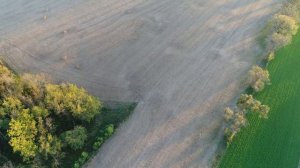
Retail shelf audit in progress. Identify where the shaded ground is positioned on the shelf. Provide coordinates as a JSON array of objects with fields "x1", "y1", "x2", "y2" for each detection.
[{"x1": 0, "y1": 0, "x2": 281, "y2": 167}]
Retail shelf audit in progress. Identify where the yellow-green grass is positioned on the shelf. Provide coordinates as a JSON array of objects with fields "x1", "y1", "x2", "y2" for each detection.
[{"x1": 219, "y1": 32, "x2": 300, "y2": 168}]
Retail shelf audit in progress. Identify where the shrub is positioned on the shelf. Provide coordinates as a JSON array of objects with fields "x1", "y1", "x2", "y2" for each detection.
[
  {"x1": 92, "y1": 137, "x2": 104, "y2": 151},
  {"x1": 266, "y1": 52, "x2": 275, "y2": 63},
  {"x1": 0, "y1": 118, "x2": 9, "y2": 130},
  {"x1": 267, "y1": 32, "x2": 292, "y2": 51},
  {"x1": 20, "y1": 74, "x2": 48, "y2": 106},
  {"x1": 272, "y1": 14, "x2": 298, "y2": 35},
  {"x1": 104, "y1": 124, "x2": 114, "y2": 138},
  {"x1": 224, "y1": 107, "x2": 234, "y2": 122},
  {"x1": 247, "y1": 66, "x2": 270, "y2": 92},
  {"x1": 0, "y1": 62, "x2": 17, "y2": 98},
  {"x1": 61, "y1": 126, "x2": 87, "y2": 150},
  {"x1": 73, "y1": 152, "x2": 89, "y2": 168}
]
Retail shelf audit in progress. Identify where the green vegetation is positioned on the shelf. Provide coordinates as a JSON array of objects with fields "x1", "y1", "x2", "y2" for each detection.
[
  {"x1": 61, "y1": 126, "x2": 87, "y2": 151},
  {"x1": 219, "y1": 27, "x2": 300, "y2": 168},
  {"x1": 219, "y1": 1, "x2": 300, "y2": 167},
  {"x1": 64, "y1": 102, "x2": 136, "y2": 168},
  {"x1": 0, "y1": 61, "x2": 136, "y2": 167}
]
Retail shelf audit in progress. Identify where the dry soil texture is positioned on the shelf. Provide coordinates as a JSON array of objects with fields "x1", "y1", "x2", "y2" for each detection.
[{"x1": 0, "y1": 0, "x2": 281, "y2": 167}]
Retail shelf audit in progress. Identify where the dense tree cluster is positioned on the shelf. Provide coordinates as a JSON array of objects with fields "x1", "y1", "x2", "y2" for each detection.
[{"x1": 0, "y1": 62, "x2": 102, "y2": 167}]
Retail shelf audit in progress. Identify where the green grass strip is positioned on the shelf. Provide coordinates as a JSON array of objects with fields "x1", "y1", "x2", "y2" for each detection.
[{"x1": 219, "y1": 29, "x2": 300, "y2": 168}]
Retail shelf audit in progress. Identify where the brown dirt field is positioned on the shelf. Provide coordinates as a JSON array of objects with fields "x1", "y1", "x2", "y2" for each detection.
[{"x1": 0, "y1": 0, "x2": 282, "y2": 167}]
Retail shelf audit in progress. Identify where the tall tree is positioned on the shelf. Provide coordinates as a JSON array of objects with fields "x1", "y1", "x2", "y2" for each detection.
[{"x1": 8, "y1": 109, "x2": 38, "y2": 161}]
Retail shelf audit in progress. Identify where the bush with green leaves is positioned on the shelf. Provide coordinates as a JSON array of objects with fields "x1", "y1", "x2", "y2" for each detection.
[
  {"x1": 73, "y1": 152, "x2": 89, "y2": 168},
  {"x1": 61, "y1": 126, "x2": 87, "y2": 150},
  {"x1": 92, "y1": 124, "x2": 115, "y2": 151}
]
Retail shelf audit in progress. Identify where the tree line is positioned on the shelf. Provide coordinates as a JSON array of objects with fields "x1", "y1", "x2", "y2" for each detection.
[{"x1": 223, "y1": 0, "x2": 300, "y2": 145}]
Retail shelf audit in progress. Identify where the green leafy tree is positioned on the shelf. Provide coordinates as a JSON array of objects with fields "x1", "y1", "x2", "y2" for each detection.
[
  {"x1": 61, "y1": 126, "x2": 87, "y2": 150},
  {"x1": 45, "y1": 83, "x2": 101, "y2": 122},
  {"x1": 104, "y1": 124, "x2": 114, "y2": 138},
  {"x1": 8, "y1": 109, "x2": 38, "y2": 161}
]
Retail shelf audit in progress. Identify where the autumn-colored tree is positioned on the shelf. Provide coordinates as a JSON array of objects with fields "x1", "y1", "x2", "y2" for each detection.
[
  {"x1": 8, "y1": 109, "x2": 38, "y2": 161},
  {"x1": 259, "y1": 105, "x2": 270, "y2": 119},
  {"x1": 38, "y1": 134, "x2": 62, "y2": 158},
  {"x1": 224, "y1": 107, "x2": 234, "y2": 122},
  {"x1": 1, "y1": 96, "x2": 23, "y2": 118},
  {"x1": 247, "y1": 66, "x2": 270, "y2": 92},
  {"x1": 272, "y1": 14, "x2": 298, "y2": 35},
  {"x1": 0, "y1": 62, "x2": 16, "y2": 98},
  {"x1": 267, "y1": 32, "x2": 292, "y2": 51},
  {"x1": 0, "y1": 62, "x2": 107, "y2": 167},
  {"x1": 20, "y1": 74, "x2": 48, "y2": 106},
  {"x1": 45, "y1": 83, "x2": 101, "y2": 122},
  {"x1": 32, "y1": 106, "x2": 49, "y2": 119},
  {"x1": 267, "y1": 13, "x2": 299, "y2": 51}
]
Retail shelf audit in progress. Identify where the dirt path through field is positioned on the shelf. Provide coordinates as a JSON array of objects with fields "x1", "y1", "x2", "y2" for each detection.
[{"x1": 0, "y1": 0, "x2": 281, "y2": 167}]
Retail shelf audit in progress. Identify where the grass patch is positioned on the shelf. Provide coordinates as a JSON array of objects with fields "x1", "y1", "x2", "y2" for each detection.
[{"x1": 219, "y1": 28, "x2": 300, "y2": 168}]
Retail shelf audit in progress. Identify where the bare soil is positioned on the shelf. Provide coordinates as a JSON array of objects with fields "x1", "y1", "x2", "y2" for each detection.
[{"x1": 0, "y1": 0, "x2": 281, "y2": 167}]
